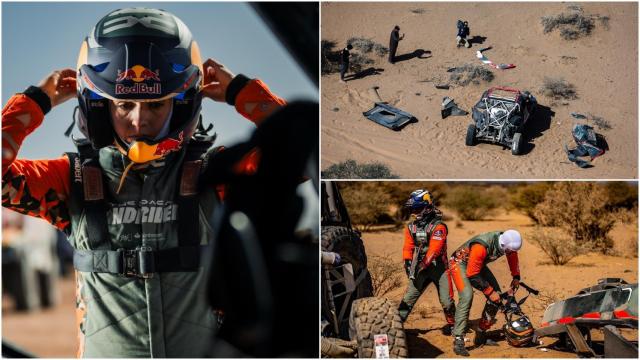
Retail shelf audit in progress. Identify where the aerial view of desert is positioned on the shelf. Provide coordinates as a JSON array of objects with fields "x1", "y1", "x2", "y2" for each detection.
[{"x1": 321, "y1": 2, "x2": 637, "y2": 179}]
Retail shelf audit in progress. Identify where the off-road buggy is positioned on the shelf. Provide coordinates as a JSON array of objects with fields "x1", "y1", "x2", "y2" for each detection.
[
  {"x1": 466, "y1": 87, "x2": 537, "y2": 155},
  {"x1": 535, "y1": 278, "x2": 638, "y2": 358},
  {"x1": 321, "y1": 181, "x2": 408, "y2": 358}
]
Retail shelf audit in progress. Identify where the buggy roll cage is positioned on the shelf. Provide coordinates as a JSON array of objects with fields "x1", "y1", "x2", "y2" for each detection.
[{"x1": 476, "y1": 87, "x2": 522, "y2": 141}]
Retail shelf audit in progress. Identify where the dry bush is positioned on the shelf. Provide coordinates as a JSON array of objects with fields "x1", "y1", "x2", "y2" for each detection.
[
  {"x1": 322, "y1": 159, "x2": 398, "y2": 179},
  {"x1": 368, "y1": 253, "x2": 404, "y2": 297},
  {"x1": 449, "y1": 64, "x2": 494, "y2": 86},
  {"x1": 444, "y1": 185, "x2": 499, "y2": 220},
  {"x1": 540, "y1": 77, "x2": 577, "y2": 100},
  {"x1": 321, "y1": 40, "x2": 340, "y2": 75},
  {"x1": 347, "y1": 37, "x2": 389, "y2": 57},
  {"x1": 531, "y1": 226, "x2": 585, "y2": 265},
  {"x1": 605, "y1": 182, "x2": 638, "y2": 211},
  {"x1": 338, "y1": 182, "x2": 395, "y2": 230},
  {"x1": 509, "y1": 183, "x2": 553, "y2": 224},
  {"x1": 541, "y1": 12, "x2": 595, "y2": 40},
  {"x1": 589, "y1": 113, "x2": 612, "y2": 130},
  {"x1": 534, "y1": 182, "x2": 616, "y2": 254},
  {"x1": 348, "y1": 53, "x2": 374, "y2": 73}
]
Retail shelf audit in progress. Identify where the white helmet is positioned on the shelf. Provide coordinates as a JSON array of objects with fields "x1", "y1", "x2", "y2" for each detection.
[{"x1": 499, "y1": 230, "x2": 522, "y2": 252}]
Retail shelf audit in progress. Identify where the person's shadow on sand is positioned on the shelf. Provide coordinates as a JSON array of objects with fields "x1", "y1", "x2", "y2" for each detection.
[
  {"x1": 521, "y1": 103, "x2": 554, "y2": 155},
  {"x1": 468, "y1": 35, "x2": 487, "y2": 46},
  {"x1": 345, "y1": 67, "x2": 384, "y2": 81},
  {"x1": 394, "y1": 49, "x2": 432, "y2": 62},
  {"x1": 404, "y1": 328, "x2": 445, "y2": 357}
]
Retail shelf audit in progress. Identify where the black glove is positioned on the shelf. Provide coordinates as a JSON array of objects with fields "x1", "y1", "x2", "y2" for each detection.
[
  {"x1": 510, "y1": 275, "x2": 521, "y2": 292},
  {"x1": 404, "y1": 260, "x2": 412, "y2": 277}
]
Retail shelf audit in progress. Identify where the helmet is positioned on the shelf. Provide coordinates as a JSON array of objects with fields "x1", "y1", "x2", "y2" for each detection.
[
  {"x1": 404, "y1": 189, "x2": 434, "y2": 219},
  {"x1": 503, "y1": 315, "x2": 535, "y2": 347},
  {"x1": 499, "y1": 230, "x2": 522, "y2": 252},
  {"x1": 76, "y1": 7, "x2": 204, "y2": 163}
]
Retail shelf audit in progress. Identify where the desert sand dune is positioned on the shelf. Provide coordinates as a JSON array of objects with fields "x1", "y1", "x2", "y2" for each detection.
[{"x1": 322, "y1": 2, "x2": 637, "y2": 179}]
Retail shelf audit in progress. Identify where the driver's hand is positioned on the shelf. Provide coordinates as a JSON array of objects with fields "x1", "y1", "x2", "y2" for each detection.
[
  {"x1": 37, "y1": 68, "x2": 77, "y2": 108},
  {"x1": 488, "y1": 290, "x2": 501, "y2": 303},
  {"x1": 510, "y1": 277, "x2": 520, "y2": 292},
  {"x1": 201, "y1": 58, "x2": 235, "y2": 102}
]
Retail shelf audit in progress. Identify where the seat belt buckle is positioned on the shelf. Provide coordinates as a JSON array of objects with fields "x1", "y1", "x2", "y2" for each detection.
[{"x1": 117, "y1": 247, "x2": 154, "y2": 279}]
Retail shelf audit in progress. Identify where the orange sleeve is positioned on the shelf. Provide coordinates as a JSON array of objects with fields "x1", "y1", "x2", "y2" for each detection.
[
  {"x1": 227, "y1": 79, "x2": 286, "y2": 177},
  {"x1": 2, "y1": 94, "x2": 71, "y2": 231},
  {"x1": 234, "y1": 79, "x2": 287, "y2": 125},
  {"x1": 402, "y1": 227, "x2": 415, "y2": 260},
  {"x1": 466, "y1": 244, "x2": 487, "y2": 278},
  {"x1": 422, "y1": 223, "x2": 447, "y2": 266},
  {"x1": 506, "y1": 251, "x2": 520, "y2": 277}
]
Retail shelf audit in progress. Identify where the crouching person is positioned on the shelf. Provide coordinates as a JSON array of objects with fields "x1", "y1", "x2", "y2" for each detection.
[
  {"x1": 456, "y1": 20, "x2": 471, "y2": 48},
  {"x1": 398, "y1": 190, "x2": 456, "y2": 335},
  {"x1": 449, "y1": 230, "x2": 523, "y2": 356}
]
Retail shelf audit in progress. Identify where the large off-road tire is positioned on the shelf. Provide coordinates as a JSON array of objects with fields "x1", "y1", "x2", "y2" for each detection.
[
  {"x1": 322, "y1": 226, "x2": 373, "y2": 338},
  {"x1": 512, "y1": 132, "x2": 523, "y2": 155},
  {"x1": 465, "y1": 124, "x2": 477, "y2": 146},
  {"x1": 349, "y1": 297, "x2": 408, "y2": 358}
]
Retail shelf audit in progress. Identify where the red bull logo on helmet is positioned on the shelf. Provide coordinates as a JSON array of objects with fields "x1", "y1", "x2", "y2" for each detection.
[{"x1": 115, "y1": 64, "x2": 162, "y2": 95}]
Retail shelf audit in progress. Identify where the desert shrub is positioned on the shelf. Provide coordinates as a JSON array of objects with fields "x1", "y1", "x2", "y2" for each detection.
[
  {"x1": 589, "y1": 114, "x2": 611, "y2": 130},
  {"x1": 368, "y1": 253, "x2": 404, "y2": 296},
  {"x1": 605, "y1": 182, "x2": 638, "y2": 210},
  {"x1": 347, "y1": 37, "x2": 388, "y2": 56},
  {"x1": 510, "y1": 183, "x2": 553, "y2": 224},
  {"x1": 321, "y1": 40, "x2": 341, "y2": 74},
  {"x1": 339, "y1": 182, "x2": 394, "y2": 230},
  {"x1": 540, "y1": 77, "x2": 577, "y2": 100},
  {"x1": 349, "y1": 53, "x2": 374, "y2": 73},
  {"x1": 534, "y1": 182, "x2": 616, "y2": 254},
  {"x1": 322, "y1": 160, "x2": 398, "y2": 179},
  {"x1": 541, "y1": 12, "x2": 595, "y2": 40},
  {"x1": 449, "y1": 64, "x2": 494, "y2": 86},
  {"x1": 444, "y1": 185, "x2": 499, "y2": 220},
  {"x1": 531, "y1": 226, "x2": 585, "y2": 265}
]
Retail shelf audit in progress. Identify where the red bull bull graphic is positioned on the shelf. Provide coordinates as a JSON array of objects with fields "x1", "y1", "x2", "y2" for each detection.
[
  {"x1": 153, "y1": 131, "x2": 184, "y2": 156},
  {"x1": 115, "y1": 64, "x2": 162, "y2": 95}
]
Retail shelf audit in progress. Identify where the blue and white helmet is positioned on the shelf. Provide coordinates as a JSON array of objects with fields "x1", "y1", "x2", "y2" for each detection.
[{"x1": 404, "y1": 189, "x2": 435, "y2": 219}]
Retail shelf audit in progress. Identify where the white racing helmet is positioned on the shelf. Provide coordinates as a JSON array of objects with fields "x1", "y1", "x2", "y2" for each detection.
[{"x1": 499, "y1": 230, "x2": 522, "y2": 252}]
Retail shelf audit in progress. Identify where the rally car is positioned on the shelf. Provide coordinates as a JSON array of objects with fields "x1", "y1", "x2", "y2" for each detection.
[{"x1": 465, "y1": 87, "x2": 537, "y2": 155}]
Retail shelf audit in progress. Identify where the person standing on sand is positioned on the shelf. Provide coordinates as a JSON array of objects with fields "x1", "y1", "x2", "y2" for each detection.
[
  {"x1": 448, "y1": 230, "x2": 523, "y2": 357},
  {"x1": 456, "y1": 20, "x2": 471, "y2": 48},
  {"x1": 389, "y1": 25, "x2": 404, "y2": 63},
  {"x1": 397, "y1": 190, "x2": 456, "y2": 336},
  {"x1": 340, "y1": 44, "x2": 353, "y2": 82}
]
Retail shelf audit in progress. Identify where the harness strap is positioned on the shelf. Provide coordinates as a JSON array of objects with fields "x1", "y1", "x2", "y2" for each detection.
[
  {"x1": 73, "y1": 246, "x2": 203, "y2": 277},
  {"x1": 66, "y1": 152, "x2": 110, "y2": 249}
]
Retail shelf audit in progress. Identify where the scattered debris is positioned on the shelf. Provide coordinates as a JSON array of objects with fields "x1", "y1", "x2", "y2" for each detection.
[
  {"x1": 564, "y1": 124, "x2": 607, "y2": 168},
  {"x1": 441, "y1": 97, "x2": 468, "y2": 119},
  {"x1": 539, "y1": 348, "x2": 549, "y2": 352},
  {"x1": 363, "y1": 86, "x2": 416, "y2": 130},
  {"x1": 476, "y1": 48, "x2": 516, "y2": 69},
  {"x1": 415, "y1": 92, "x2": 421, "y2": 96},
  {"x1": 410, "y1": 8, "x2": 426, "y2": 14},
  {"x1": 446, "y1": 67, "x2": 458, "y2": 73},
  {"x1": 571, "y1": 112, "x2": 587, "y2": 119},
  {"x1": 435, "y1": 84, "x2": 450, "y2": 90},
  {"x1": 332, "y1": 107, "x2": 340, "y2": 112}
]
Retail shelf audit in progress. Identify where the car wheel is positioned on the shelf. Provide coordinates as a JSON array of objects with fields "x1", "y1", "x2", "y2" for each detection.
[
  {"x1": 465, "y1": 124, "x2": 477, "y2": 146},
  {"x1": 512, "y1": 132, "x2": 523, "y2": 155}
]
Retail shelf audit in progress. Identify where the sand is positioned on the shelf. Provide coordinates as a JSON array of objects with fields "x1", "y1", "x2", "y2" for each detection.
[
  {"x1": 321, "y1": 2, "x2": 638, "y2": 179},
  {"x1": 361, "y1": 207, "x2": 638, "y2": 358}
]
